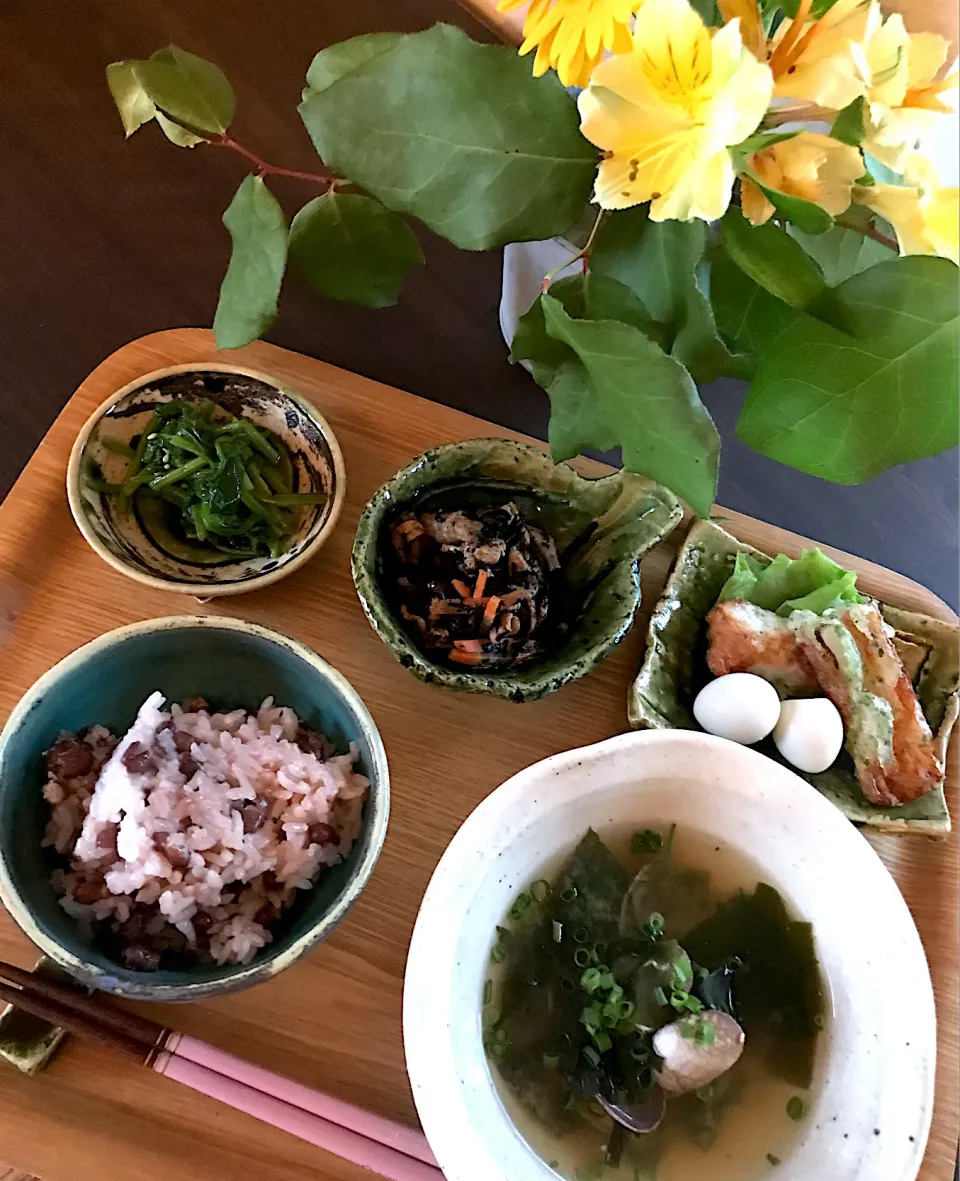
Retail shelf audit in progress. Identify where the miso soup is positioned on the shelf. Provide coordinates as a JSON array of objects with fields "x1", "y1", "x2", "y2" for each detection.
[{"x1": 482, "y1": 825, "x2": 824, "y2": 1180}]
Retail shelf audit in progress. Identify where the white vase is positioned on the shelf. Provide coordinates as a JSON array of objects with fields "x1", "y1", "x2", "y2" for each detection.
[{"x1": 498, "y1": 238, "x2": 580, "y2": 367}]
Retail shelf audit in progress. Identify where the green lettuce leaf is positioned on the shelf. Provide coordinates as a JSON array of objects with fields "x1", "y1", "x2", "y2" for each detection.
[{"x1": 717, "y1": 549, "x2": 866, "y2": 616}]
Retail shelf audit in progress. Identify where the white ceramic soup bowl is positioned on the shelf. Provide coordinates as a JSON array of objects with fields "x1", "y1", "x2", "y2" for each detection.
[{"x1": 403, "y1": 729, "x2": 935, "y2": 1181}]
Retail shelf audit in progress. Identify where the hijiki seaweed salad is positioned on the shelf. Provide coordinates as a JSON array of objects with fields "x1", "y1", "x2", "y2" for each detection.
[
  {"x1": 484, "y1": 827, "x2": 823, "y2": 1180},
  {"x1": 89, "y1": 397, "x2": 326, "y2": 560},
  {"x1": 387, "y1": 499, "x2": 575, "y2": 669}
]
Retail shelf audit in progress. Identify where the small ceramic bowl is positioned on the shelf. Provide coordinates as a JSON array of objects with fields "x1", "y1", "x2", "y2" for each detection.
[
  {"x1": 404, "y1": 730, "x2": 935, "y2": 1181},
  {"x1": 67, "y1": 363, "x2": 346, "y2": 597},
  {"x1": 0, "y1": 616, "x2": 389, "y2": 1001},
  {"x1": 352, "y1": 439, "x2": 682, "y2": 701}
]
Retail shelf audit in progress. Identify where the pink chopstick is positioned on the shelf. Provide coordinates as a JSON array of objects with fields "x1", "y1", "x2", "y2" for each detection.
[
  {"x1": 154, "y1": 1050, "x2": 443, "y2": 1181},
  {"x1": 164, "y1": 1032, "x2": 438, "y2": 1168}
]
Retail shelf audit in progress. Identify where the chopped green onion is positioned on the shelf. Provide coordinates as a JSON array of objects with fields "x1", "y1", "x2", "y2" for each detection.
[
  {"x1": 543, "y1": 1053, "x2": 561, "y2": 1069},
  {"x1": 786, "y1": 1097, "x2": 807, "y2": 1121},
  {"x1": 491, "y1": 942, "x2": 506, "y2": 964},
  {"x1": 530, "y1": 879, "x2": 550, "y2": 902},
  {"x1": 592, "y1": 1029, "x2": 612, "y2": 1053},
  {"x1": 560, "y1": 886, "x2": 578, "y2": 903},
  {"x1": 509, "y1": 891, "x2": 532, "y2": 918},
  {"x1": 483, "y1": 979, "x2": 492, "y2": 1005},
  {"x1": 653, "y1": 986, "x2": 668, "y2": 1007},
  {"x1": 574, "y1": 948, "x2": 591, "y2": 968},
  {"x1": 581, "y1": 968, "x2": 602, "y2": 992},
  {"x1": 582, "y1": 1045, "x2": 601, "y2": 1067},
  {"x1": 572, "y1": 926, "x2": 589, "y2": 944}
]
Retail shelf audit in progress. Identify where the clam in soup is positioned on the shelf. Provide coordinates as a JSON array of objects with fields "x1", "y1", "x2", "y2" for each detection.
[{"x1": 483, "y1": 826, "x2": 823, "y2": 1180}]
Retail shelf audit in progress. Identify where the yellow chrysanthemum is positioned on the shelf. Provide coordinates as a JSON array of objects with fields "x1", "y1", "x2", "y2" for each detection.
[
  {"x1": 740, "y1": 132, "x2": 865, "y2": 225},
  {"x1": 854, "y1": 157, "x2": 959, "y2": 264},
  {"x1": 577, "y1": 0, "x2": 773, "y2": 221},
  {"x1": 861, "y1": 16, "x2": 958, "y2": 173},
  {"x1": 767, "y1": 0, "x2": 876, "y2": 110},
  {"x1": 499, "y1": 0, "x2": 641, "y2": 88}
]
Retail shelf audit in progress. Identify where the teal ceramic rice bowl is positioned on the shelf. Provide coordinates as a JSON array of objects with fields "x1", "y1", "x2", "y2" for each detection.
[{"x1": 0, "y1": 616, "x2": 389, "y2": 1001}]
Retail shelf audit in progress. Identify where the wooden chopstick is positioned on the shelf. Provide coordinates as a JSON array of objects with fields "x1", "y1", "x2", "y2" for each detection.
[
  {"x1": 0, "y1": 980, "x2": 146, "y2": 1060},
  {"x1": 0, "y1": 961, "x2": 160, "y2": 1049}
]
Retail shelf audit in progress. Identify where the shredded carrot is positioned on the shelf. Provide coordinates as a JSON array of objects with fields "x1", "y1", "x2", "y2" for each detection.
[
  {"x1": 452, "y1": 579, "x2": 472, "y2": 599},
  {"x1": 482, "y1": 596, "x2": 501, "y2": 627},
  {"x1": 499, "y1": 589, "x2": 525, "y2": 608},
  {"x1": 449, "y1": 649, "x2": 483, "y2": 665},
  {"x1": 397, "y1": 518, "x2": 424, "y2": 539},
  {"x1": 429, "y1": 599, "x2": 458, "y2": 618},
  {"x1": 473, "y1": 569, "x2": 489, "y2": 600},
  {"x1": 453, "y1": 639, "x2": 484, "y2": 652}
]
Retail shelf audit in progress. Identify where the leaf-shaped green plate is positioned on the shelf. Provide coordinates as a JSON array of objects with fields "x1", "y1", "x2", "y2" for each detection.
[
  {"x1": 352, "y1": 439, "x2": 682, "y2": 701},
  {"x1": 629, "y1": 519, "x2": 958, "y2": 836}
]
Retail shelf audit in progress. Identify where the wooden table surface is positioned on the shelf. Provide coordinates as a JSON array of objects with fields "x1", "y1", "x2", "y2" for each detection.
[
  {"x1": 0, "y1": 329, "x2": 956, "y2": 1181},
  {"x1": 0, "y1": 0, "x2": 957, "y2": 612}
]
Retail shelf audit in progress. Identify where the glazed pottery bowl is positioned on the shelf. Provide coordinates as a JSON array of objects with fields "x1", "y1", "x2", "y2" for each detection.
[
  {"x1": 67, "y1": 364, "x2": 346, "y2": 597},
  {"x1": 404, "y1": 729, "x2": 935, "y2": 1181},
  {"x1": 0, "y1": 616, "x2": 389, "y2": 1001},
  {"x1": 351, "y1": 438, "x2": 682, "y2": 701}
]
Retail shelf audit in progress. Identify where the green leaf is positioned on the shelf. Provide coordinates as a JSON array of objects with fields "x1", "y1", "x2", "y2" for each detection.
[
  {"x1": 591, "y1": 213, "x2": 748, "y2": 382},
  {"x1": 133, "y1": 46, "x2": 235, "y2": 134},
  {"x1": 778, "y1": 0, "x2": 842, "y2": 15},
  {"x1": 156, "y1": 111, "x2": 205, "y2": 147},
  {"x1": 709, "y1": 247, "x2": 794, "y2": 371},
  {"x1": 544, "y1": 361, "x2": 619, "y2": 462},
  {"x1": 830, "y1": 97, "x2": 868, "y2": 147},
  {"x1": 304, "y1": 33, "x2": 403, "y2": 94},
  {"x1": 213, "y1": 176, "x2": 288, "y2": 350},
  {"x1": 737, "y1": 257, "x2": 960, "y2": 482},
  {"x1": 106, "y1": 61, "x2": 157, "y2": 137},
  {"x1": 298, "y1": 24, "x2": 596, "y2": 251},
  {"x1": 742, "y1": 172, "x2": 835, "y2": 234},
  {"x1": 541, "y1": 295, "x2": 720, "y2": 515},
  {"x1": 511, "y1": 272, "x2": 664, "y2": 371},
  {"x1": 787, "y1": 224, "x2": 894, "y2": 286},
  {"x1": 721, "y1": 206, "x2": 827, "y2": 309},
  {"x1": 687, "y1": 0, "x2": 721, "y2": 22},
  {"x1": 734, "y1": 130, "x2": 801, "y2": 154},
  {"x1": 288, "y1": 192, "x2": 423, "y2": 309}
]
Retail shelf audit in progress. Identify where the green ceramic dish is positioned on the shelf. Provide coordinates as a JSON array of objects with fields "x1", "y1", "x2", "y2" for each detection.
[
  {"x1": 352, "y1": 439, "x2": 682, "y2": 701},
  {"x1": 0, "y1": 616, "x2": 389, "y2": 1001},
  {"x1": 629, "y1": 519, "x2": 959, "y2": 836}
]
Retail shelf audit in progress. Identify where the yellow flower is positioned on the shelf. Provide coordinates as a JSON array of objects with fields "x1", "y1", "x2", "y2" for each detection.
[
  {"x1": 767, "y1": 0, "x2": 876, "y2": 110},
  {"x1": 578, "y1": 0, "x2": 773, "y2": 221},
  {"x1": 499, "y1": 0, "x2": 641, "y2": 88},
  {"x1": 854, "y1": 158, "x2": 959, "y2": 264},
  {"x1": 861, "y1": 16, "x2": 958, "y2": 173},
  {"x1": 716, "y1": 0, "x2": 765, "y2": 60},
  {"x1": 740, "y1": 132, "x2": 865, "y2": 225}
]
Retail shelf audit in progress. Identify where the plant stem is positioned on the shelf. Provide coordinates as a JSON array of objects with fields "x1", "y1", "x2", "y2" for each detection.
[
  {"x1": 835, "y1": 210, "x2": 898, "y2": 251},
  {"x1": 210, "y1": 133, "x2": 336, "y2": 187},
  {"x1": 541, "y1": 208, "x2": 606, "y2": 292}
]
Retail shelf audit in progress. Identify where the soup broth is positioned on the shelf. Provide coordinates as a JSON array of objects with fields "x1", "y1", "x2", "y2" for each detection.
[{"x1": 483, "y1": 825, "x2": 824, "y2": 1181}]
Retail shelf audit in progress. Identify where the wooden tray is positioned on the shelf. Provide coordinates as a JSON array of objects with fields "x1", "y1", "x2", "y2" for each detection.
[{"x1": 0, "y1": 329, "x2": 955, "y2": 1181}]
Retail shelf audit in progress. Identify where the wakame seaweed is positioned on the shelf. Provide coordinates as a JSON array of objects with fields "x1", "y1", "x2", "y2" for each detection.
[{"x1": 683, "y1": 882, "x2": 824, "y2": 1088}]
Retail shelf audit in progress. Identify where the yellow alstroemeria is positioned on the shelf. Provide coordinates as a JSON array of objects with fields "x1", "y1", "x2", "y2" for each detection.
[
  {"x1": 767, "y1": 0, "x2": 876, "y2": 110},
  {"x1": 498, "y1": 0, "x2": 641, "y2": 89},
  {"x1": 578, "y1": 0, "x2": 773, "y2": 222},
  {"x1": 716, "y1": 0, "x2": 765, "y2": 60},
  {"x1": 740, "y1": 132, "x2": 865, "y2": 225},
  {"x1": 854, "y1": 158, "x2": 959, "y2": 264},
  {"x1": 861, "y1": 16, "x2": 958, "y2": 173}
]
